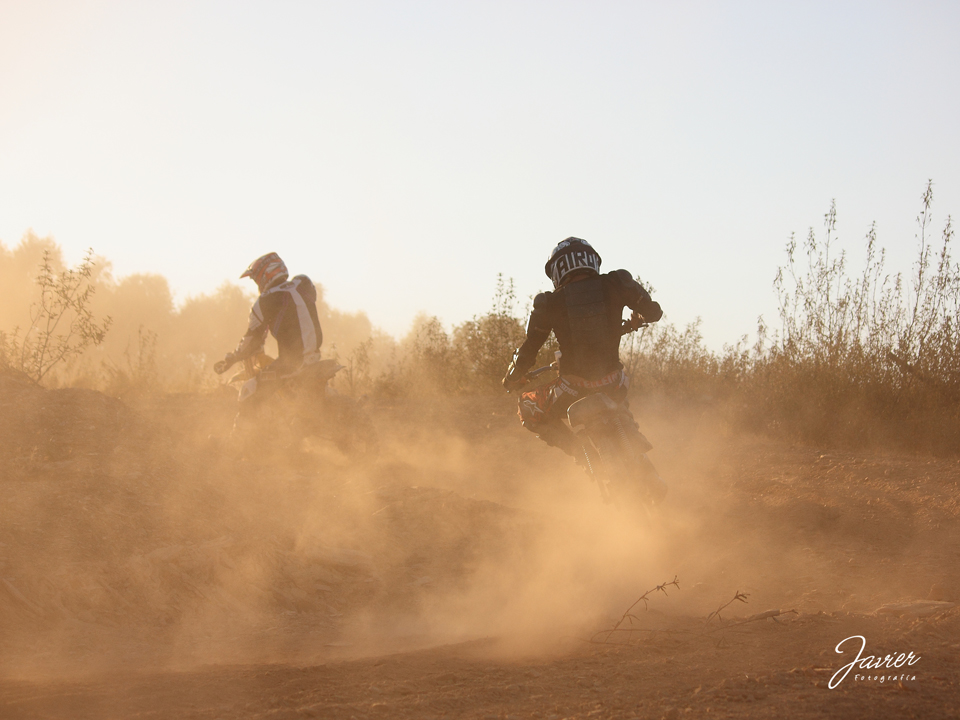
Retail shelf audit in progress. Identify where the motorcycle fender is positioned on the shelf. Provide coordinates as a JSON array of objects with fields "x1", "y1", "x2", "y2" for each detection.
[
  {"x1": 238, "y1": 376, "x2": 258, "y2": 403},
  {"x1": 311, "y1": 359, "x2": 345, "y2": 385},
  {"x1": 567, "y1": 392, "x2": 619, "y2": 432},
  {"x1": 635, "y1": 432, "x2": 654, "y2": 455}
]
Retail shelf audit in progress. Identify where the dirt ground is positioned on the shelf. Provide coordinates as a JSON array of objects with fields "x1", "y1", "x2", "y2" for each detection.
[{"x1": 1, "y1": 370, "x2": 958, "y2": 719}]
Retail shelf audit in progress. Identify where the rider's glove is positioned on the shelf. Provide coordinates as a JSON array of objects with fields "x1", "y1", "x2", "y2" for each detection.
[
  {"x1": 502, "y1": 361, "x2": 527, "y2": 393},
  {"x1": 213, "y1": 353, "x2": 235, "y2": 375},
  {"x1": 638, "y1": 298, "x2": 663, "y2": 323}
]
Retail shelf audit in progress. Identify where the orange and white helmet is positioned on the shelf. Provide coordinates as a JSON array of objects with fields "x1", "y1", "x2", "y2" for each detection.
[{"x1": 241, "y1": 252, "x2": 288, "y2": 292}]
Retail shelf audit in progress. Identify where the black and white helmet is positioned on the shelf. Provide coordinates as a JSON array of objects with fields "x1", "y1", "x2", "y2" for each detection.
[{"x1": 544, "y1": 237, "x2": 602, "y2": 289}]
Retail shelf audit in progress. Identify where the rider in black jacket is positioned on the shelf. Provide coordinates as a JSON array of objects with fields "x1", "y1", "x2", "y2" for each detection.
[{"x1": 503, "y1": 237, "x2": 662, "y2": 467}]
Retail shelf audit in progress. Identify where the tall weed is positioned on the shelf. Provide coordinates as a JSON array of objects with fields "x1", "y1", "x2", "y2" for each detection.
[
  {"x1": 0, "y1": 250, "x2": 111, "y2": 384},
  {"x1": 3, "y1": 183, "x2": 956, "y2": 455},
  {"x1": 739, "y1": 181, "x2": 959, "y2": 452}
]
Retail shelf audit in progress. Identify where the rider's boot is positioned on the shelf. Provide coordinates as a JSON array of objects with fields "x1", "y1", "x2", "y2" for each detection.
[
  {"x1": 532, "y1": 420, "x2": 578, "y2": 458},
  {"x1": 530, "y1": 419, "x2": 605, "y2": 487}
]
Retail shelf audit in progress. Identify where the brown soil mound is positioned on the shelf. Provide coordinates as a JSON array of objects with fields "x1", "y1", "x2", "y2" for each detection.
[{"x1": 0, "y1": 370, "x2": 132, "y2": 465}]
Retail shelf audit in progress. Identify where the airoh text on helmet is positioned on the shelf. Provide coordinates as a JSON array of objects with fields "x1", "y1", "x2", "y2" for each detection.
[{"x1": 545, "y1": 237, "x2": 602, "y2": 289}]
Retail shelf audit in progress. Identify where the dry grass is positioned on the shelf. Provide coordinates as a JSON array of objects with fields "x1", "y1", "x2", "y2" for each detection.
[{"x1": 2, "y1": 182, "x2": 956, "y2": 454}]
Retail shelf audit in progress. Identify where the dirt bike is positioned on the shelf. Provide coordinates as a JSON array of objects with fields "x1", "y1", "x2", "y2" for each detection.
[
  {"x1": 226, "y1": 353, "x2": 379, "y2": 457},
  {"x1": 522, "y1": 317, "x2": 667, "y2": 512}
]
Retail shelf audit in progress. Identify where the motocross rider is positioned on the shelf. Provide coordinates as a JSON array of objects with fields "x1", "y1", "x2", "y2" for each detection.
[
  {"x1": 213, "y1": 252, "x2": 324, "y2": 416},
  {"x1": 502, "y1": 238, "x2": 664, "y2": 489}
]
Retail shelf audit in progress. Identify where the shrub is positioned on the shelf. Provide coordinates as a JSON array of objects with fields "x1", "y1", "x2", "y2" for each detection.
[
  {"x1": 451, "y1": 274, "x2": 528, "y2": 391},
  {"x1": 0, "y1": 249, "x2": 111, "y2": 384},
  {"x1": 740, "y1": 181, "x2": 959, "y2": 452}
]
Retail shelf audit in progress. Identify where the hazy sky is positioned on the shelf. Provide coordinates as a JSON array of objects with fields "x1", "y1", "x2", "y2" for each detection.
[{"x1": 2, "y1": 1, "x2": 958, "y2": 346}]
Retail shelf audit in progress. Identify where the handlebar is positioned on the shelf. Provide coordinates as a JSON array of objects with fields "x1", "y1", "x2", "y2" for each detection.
[{"x1": 619, "y1": 316, "x2": 649, "y2": 336}]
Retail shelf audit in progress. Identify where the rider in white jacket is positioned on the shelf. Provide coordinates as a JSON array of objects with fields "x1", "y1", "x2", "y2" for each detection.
[{"x1": 214, "y1": 252, "x2": 323, "y2": 413}]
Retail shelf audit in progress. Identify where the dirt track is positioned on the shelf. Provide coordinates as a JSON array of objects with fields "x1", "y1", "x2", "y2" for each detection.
[{"x1": 1, "y1": 374, "x2": 958, "y2": 718}]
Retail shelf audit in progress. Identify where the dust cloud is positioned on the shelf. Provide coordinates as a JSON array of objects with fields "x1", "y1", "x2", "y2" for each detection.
[
  {"x1": 4, "y1": 373, "x2": 945, "y2": 684},
  {"x1": 0, "y1": 369, "x2": 673, "y2": 676},
  {"x1": 2, "y1": 232, "x2": 956, "y2": 689}
]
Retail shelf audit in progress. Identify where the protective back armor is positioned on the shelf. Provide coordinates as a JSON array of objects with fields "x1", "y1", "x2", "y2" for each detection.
[{"x1": 562, "y1": 275, "x2": 612, "y2": 376}]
